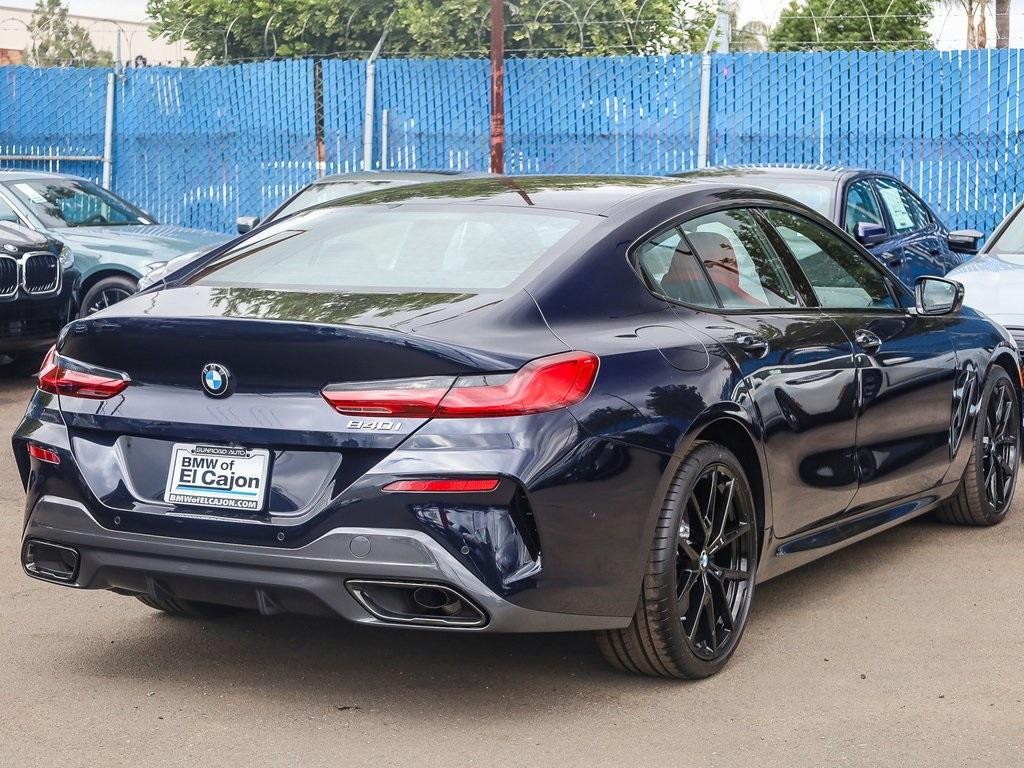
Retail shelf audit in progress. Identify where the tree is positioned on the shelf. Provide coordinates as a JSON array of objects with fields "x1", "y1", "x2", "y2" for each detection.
[
  {"x1": 23, "y1": 0, "x2": 114, "y2": 66},
  {"x1": 146, "y1": 0, "x2": 717, "y2": 62},
  {"x1": 770, "y1": 0, "x2": 933, "y2": 51},
  {"x1": 995, "y1": 0, "x2": 1009, "y2": 47}
]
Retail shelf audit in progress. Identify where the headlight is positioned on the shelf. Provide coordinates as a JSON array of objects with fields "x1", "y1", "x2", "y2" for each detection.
[{"x1": 58, "y1": 244, "x2": 74, "y2": 269}]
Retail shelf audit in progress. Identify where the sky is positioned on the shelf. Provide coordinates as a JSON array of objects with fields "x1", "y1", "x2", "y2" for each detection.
[{"x1": 1, "y1": 0, "x2": 1020, "y2": 49}]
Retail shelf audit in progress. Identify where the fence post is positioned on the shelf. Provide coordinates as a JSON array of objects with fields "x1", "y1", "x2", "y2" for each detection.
[
  {"x1": 696, "y1": 3, "x2": 730, "y2": 169},
  {"x1": 101, "y1": 71, "x2": 115, "y2": 189},
  {"x1": 697, "y1": 54, "x2": 712, "y2": 169}
]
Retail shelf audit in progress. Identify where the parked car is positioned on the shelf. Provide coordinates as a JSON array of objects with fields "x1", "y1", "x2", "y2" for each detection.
[
  {"x1": 947, "y1": 200, "x2": 1024, "y2": 348},
  {"x1": 234, "y1": 170, "x2": 485, "y2": 234},
  {"x1": 675, "y1": 167, "x2": 983, "y2": 286},
  {"x1": 14, "y1": 176, "x2": 1019, "y2": 679},
  {"x1": 140, "y1": 170, "x2": 486, "y2": 291},
  {"x1": 0, "y1": 222, "x2": 78, "y2": 369},
  {"x1": 0, "y1": 170, "x2": 228, "y2": 316}
]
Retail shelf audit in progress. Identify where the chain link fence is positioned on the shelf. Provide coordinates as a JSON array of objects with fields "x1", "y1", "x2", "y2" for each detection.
[{"x1": 2, "y1": 49, "x2": 1022, "y2": 235}]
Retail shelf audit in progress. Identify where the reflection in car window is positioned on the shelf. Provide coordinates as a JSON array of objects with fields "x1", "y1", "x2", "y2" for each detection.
[
  {"x1": 844, "y1": 180, "x2": 885, "y2": 235},
  {"x1": 875, "y1": 178, "x2": 929, "y2": 234},
  {"x1": 272, "y1": 181, "x2": 411, "y2": 220},
  {"x1": 192, "y1": 206, "x2": 591, "y2": 293},
  {"x1": 635, "y1": 227, "x2": 719, "y2": 307},
  {"x1": 681, "y1": 209, "x2": 800, "y2": 309},
  {"x1": 6, "y1": 179, "x2": 151, "y2": 228},
  {"x1": 765, "y1": 209, "x2": 896, "y2": 310}
]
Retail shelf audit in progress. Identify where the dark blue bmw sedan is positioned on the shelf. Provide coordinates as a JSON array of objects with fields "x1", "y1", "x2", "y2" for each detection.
[{"x1": 13, "y1": 176, "x2": 1021, "y2": 678}]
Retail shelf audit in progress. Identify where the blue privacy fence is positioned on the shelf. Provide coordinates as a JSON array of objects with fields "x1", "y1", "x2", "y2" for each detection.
[{"x1": 1, "y1": 50, "x2": 1022, "y2": 234}]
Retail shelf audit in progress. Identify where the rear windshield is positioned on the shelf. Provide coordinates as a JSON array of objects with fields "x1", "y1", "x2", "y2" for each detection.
[
  {"x1": 191, "y1": 205, "x2": 592, "y2": 293},
  {"x1": 768, "y1": 181, "x2": 835, "y2": 218}
]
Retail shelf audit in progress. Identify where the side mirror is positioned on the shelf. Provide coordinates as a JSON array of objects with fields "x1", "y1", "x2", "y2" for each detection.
[
  {"x1": 236, "y1": 215, "x2": 260, "y2": 234},
  {"x1": 948, "y1": 228, "x2": 983, "y2": 255},
  {"x1": 916, "y1": 276, "x2": 964, "y2": 315},
  {"x1": 854, "y1": 221, "x2": 887, "y2": 247}
]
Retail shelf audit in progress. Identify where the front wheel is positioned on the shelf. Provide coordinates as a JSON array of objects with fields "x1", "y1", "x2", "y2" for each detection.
[
  {"x1": 79, "y1": 275, "x2": 138, "y2": 318},
  {"x1": 597, "y1": 442, "x2": 759, "y2": 678},
  {"x1": 935, "y1": 366, "x2": 1021, "y2": 526}
]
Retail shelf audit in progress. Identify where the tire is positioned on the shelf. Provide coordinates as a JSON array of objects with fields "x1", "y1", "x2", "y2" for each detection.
[
  {"x1": 79, "y1": 275, "x2": 138, "y2": 318},
  {"x1": 935, "y1": 366, "x2": 1021, "y2": 526},
  {"x1": 597, "y1": 442, "x2": 759, "y2": 679},
  {"x1": 135, "y1": 593, "x2": 239, "y2": 618}
]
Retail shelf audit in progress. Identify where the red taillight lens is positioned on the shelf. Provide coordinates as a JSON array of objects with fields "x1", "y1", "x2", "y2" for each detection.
[
  {"x1": 321, "y1": 351, "x2": 598, "y2": 419},
  {"x1": 37, "y1": 347, "x2": 131, "y2": 400},
  {"x1": 382, "y1": 478, "x2": 500, "y2": 493},
  {"x1": 436, "y1": 351, "x2": 599, "y2": 417},
  {"x1": 321, "y1": 375, "x2": 456, "y2": 417},
  {"x1": 27, "y1": 444, "x2": 60, "y2": 464}
]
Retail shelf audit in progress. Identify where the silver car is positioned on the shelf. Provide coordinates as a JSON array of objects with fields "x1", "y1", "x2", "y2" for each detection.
[{"x1": 948, "y1": 202, "x2": 1024, "y2": 347}]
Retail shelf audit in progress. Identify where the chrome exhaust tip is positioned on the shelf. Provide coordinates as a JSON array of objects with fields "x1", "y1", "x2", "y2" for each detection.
[
  {"x1": 23, "y1": 539, "x2": 79, "y2": 583},
  {"x1": 347, "y1": 580, "x2": 487, "y2": 628}
]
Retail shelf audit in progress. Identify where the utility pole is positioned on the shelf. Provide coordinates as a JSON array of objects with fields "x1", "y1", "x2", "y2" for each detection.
[{"x1": 489, "y1": 0, "x2": 505, "y2": 175}]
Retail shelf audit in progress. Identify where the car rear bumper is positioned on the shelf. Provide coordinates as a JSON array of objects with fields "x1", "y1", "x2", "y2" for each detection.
[{"x1": 21, "y1": 494, "x2": 628, "y2": 633}]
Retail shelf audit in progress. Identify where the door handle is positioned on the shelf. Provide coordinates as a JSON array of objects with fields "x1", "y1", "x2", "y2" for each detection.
[
  {"x1": 882, "y1": 251, "x2": 903, "y2": 267},
  {"x1": 734, "y1": 332, "x2": 769, "y2": 358},
  {"x1": 854, "y1": 329, "x2": 882, "y2": 355}
]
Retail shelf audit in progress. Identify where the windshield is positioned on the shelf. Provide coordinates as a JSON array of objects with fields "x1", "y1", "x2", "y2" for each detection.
[
  {"x1": 191, "y1": 205, "x2": 593, "y2": 293},
  {"x1": 271, "y1": 180, "x2": 417, "y2": 221},
  {"x1": 6, "y1": 178, "x2": 153, "y2": 228},
  {"x1": 989, "y1": 205, "x2": 1024, "y2": 256}
]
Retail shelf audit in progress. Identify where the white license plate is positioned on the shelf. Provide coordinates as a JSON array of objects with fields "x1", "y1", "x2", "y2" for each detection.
[{"x1": 164, "y1": 443, "x2": 270, "y2": 512}]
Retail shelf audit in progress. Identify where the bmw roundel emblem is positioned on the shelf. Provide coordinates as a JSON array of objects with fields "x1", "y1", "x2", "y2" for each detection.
[{"x1": 201, "y1": 363, "x2": 231, "y2": 397}]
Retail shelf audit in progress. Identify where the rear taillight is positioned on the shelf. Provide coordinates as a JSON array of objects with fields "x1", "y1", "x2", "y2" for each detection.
[
  {"x1": 322, "y1": 351, "x2": 598, "y2": 418},
  {"x1": 37, "y1": 346, "x2": 131, "y2": 400}
]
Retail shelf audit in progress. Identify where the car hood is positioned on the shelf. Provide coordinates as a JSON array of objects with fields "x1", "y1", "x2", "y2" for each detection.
[
  {"x1": 948, "y1": 253, "x2": 1024, "y2": 326},
  {"x1": 54, "y1": 224, "x2": 229, "y2": 263}
]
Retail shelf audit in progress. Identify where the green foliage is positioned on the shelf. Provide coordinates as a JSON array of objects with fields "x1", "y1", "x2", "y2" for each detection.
[
  {"x1": 770, "y1": 0, "x2": 933, "y2": 51},
  {"x1": 24, "y1": 0, "x2": 114, "y2": 67},
  {"x1": 146, "y1": 0, "x2": 717, "y2": 62}
]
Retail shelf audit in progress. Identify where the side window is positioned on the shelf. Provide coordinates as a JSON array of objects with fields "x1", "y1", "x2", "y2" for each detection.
[
  {"x1": 844, "y1": 180, "x2": 885, "y2": 235},
  {"x1": 875, "y1": 178, "x2": 929, "y2": 234},
  {"x1": 635, "y1": 226, "x2": 719, "y2": 307},
  {"x1": 681, "y1": 209, "x2": 801, "y2": 309},
  {"x1": 763, "y1": 209, "x2": 896, "y2": 310},
  {"x1": 0, "y1": 194, "x2": 21, "y2": 224}
]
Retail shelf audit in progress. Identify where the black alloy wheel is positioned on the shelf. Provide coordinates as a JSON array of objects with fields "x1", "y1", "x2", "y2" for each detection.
[
  {"x1": 676, "y1": 465, "x2": 756, "y2": 661},
  {"x1": 980, "y1": 376, "x2": 1019, "y2": 513},
  {"x1": 936, "y1": 366, "x2": 1021, "y2": 526},
  {"x1": 597, "y1": 442, "x2": 759, "y2": 678}
]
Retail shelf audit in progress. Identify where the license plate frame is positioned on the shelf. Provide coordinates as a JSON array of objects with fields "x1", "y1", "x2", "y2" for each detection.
[{"x1": 163, "y1": 443, "x2": 270, "y2": 512}]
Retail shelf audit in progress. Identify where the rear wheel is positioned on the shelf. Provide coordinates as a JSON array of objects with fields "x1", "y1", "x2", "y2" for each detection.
[
  {"x1": 597, "y1": 442, "x2": 758, "y2": 678},
  {"x1": 135, "y1": 594, "x2": 239, "y2": 618},
  {"x1": 935, "y1": 366, "x2": 1021, "y2": 526}
]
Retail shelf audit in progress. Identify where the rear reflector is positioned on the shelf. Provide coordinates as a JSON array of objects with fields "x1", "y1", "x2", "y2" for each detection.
[
  {"x1": 382, "y1": 478, "x2": 500, "y2": 493},
  {"x1": 37, "y1": 346, "x2": 131, "y2": 400},
  {"x1": 27, "y1": 444, "x2": 60, "y2": 464},
  {"x1": 322, "y1": 351, "x2": 598, "y2": 418}
]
